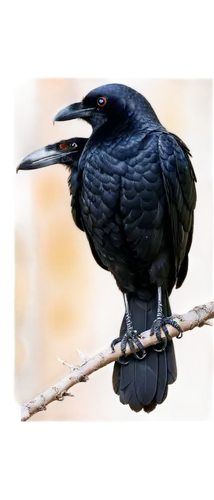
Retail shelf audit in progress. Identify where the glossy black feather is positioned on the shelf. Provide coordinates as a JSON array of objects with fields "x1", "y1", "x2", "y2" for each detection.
[
  {"x1": 55, "y1": 83, "x2": 197, "y2": 412},
  {"x1": 158, "y1": 132, "x2": 196, "y2": 288},
  {"x1": 69, "y1": 165, "x2": 108, "y2": 271}
]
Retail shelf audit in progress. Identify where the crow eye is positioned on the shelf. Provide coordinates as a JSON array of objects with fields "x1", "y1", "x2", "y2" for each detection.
[
  {"x1": 97, "y1": 96, "x2": 107, "y2": 107},
  {"x1": 59, "y1": 143, "x2": 68, "y2": 150},
  {"x1": 70, "y1": 142, "x2": 78, "y2": 150}
]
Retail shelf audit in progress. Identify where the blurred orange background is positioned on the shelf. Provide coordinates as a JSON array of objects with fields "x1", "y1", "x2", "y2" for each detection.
[{"x1": 15, "y1": 79, "x2": 213, "y2": 421}]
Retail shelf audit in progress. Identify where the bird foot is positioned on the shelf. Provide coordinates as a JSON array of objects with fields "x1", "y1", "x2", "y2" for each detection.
[
  {"x1": 150, "y1": 316, "x2": 183, "y2": 352},
  {"x1": 111, "y1": 328, "x2": 147, "y2": 364}
]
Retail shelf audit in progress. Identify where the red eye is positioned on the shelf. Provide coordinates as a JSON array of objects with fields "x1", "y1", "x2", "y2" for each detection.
[
  {"x1": 97, "y1": 96, "x2": 107, "y2": 107},
  {"x1": 59, "y1": 143, "x2": 68, "y2": 150}
]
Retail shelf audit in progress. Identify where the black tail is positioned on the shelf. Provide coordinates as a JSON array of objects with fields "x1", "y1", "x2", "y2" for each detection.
[{"x1": 112, "y1": 291, "x2": 177, "y2": 413}]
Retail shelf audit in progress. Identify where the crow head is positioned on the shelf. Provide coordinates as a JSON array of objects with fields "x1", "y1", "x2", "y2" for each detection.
[
  {"x1": 54, "y1": 83, "x2": 161, "y2": 131},
  {"x1": 17, "y1": 137, "x2": 87, "y2": 173}
]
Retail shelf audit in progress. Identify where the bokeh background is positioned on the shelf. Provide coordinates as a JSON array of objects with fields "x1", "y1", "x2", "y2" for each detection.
[{"x1": 15, "y1": 79, "x2": 213, "y2": 421}]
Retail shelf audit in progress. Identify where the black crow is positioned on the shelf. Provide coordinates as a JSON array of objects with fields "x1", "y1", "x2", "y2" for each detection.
[
  {"x1": 17, "y1": 137, "x2": 110, "y2": 270},
  {"x1": 54, "y1": 83, "x2": 197, "y2": 413}
]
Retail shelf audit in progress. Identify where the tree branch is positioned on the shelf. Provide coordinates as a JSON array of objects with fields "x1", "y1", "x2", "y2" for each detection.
[{"x1": 21, "y1": 300, "x2": 214, "y2": 421}]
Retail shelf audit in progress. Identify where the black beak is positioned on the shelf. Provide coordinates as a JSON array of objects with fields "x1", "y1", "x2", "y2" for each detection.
[
  {"x1": 54, "y1": 102, "x2": 95, "y2": 123},
  {"x1": 17, "y1": 145, "x2": 69, "y2": 173}
]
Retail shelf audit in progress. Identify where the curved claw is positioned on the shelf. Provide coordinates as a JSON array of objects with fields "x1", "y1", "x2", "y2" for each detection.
[
  {"x1": 164, "y1": 318, "x2": 184, "y2": 340},
  {"x1": 132, "y1": 336, "x2": 147, "y2": 358},
  {"x1": 134, "y1": 350, "x2": 147, "y2": 360},
  {"x1": 117, "y1": 356, "x2": 129, "y2": 366},
  {"x1": 111, "y1": 337, "x2": 121, "y2": 352},
  {"x1": 151, "y1": 327, "x2": 162, "y2": 344},
  {"x1": 176, "y1": 330, "x2": 183, "y2": 339},
  {"x1": 152, "y1": 338, "x2": 167, "y2": 352},
  {"x1": 152, "y1": 324, "x2": 169, "y2": 352},
  {"x1": 127, "y1": 337, "x2": 136, "y2": 355},
  {"x1": 111, "y1": 343, "x2": 115, "y2": 353},
  {"x1": 170, "y1": 319, "x2": 183, "y2": 339},
  {"x1": 115, "y1": 335, "x2": 141, "y2": 363}
]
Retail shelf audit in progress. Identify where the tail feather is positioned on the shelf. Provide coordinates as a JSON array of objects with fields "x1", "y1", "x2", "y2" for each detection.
[
  {"x1": 112, "y1": 290, "x2": 177, "y2": 413},
  {"x1": 119, "y1": 353, "x2": 158, "y2": 405},
  {"x1": 155, "y1": 350, "x2": 167, "y2": 404},
  {"x1": 166, "y1": 340, "x2": 177, "y2": 384}
]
